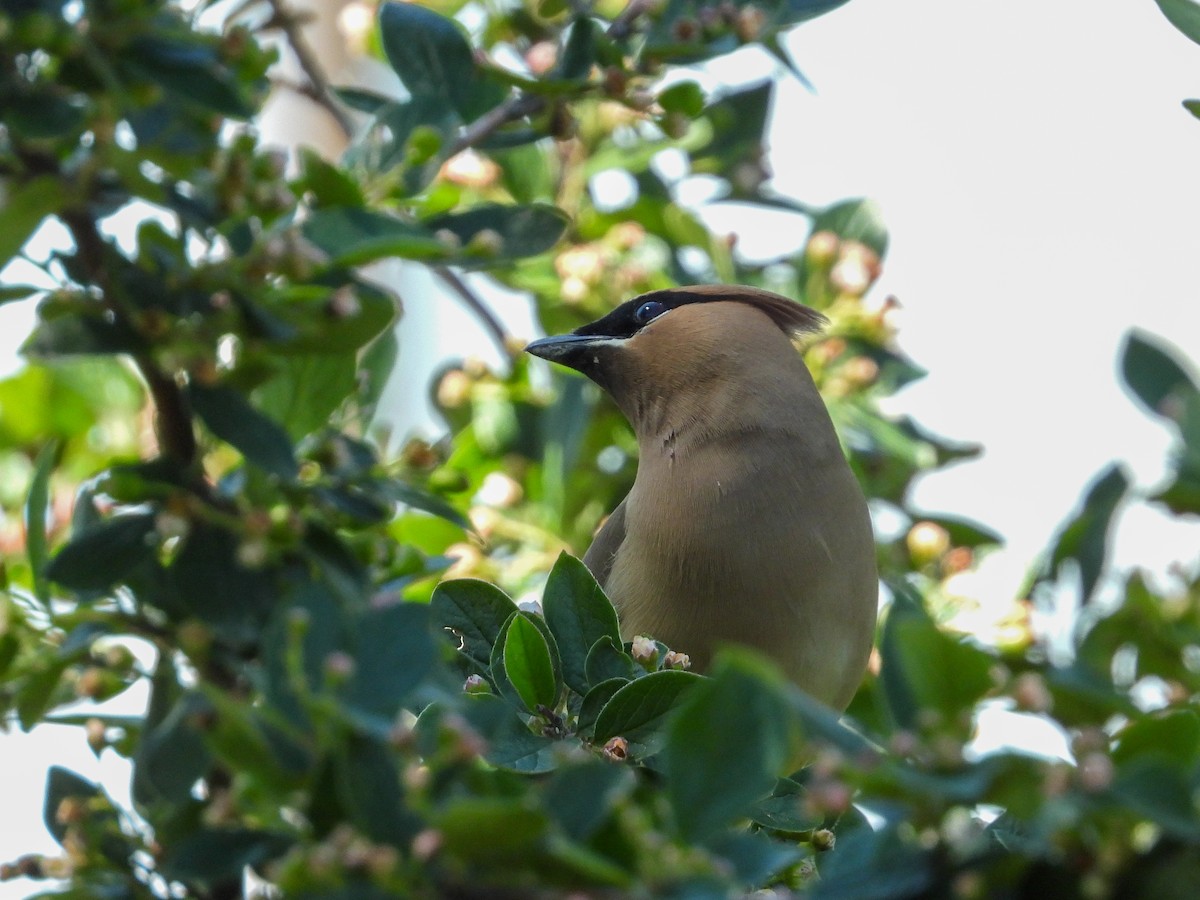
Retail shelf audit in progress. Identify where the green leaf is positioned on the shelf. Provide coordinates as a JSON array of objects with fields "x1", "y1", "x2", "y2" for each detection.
[
  {"x1": 168, "y1": 522, "x2": 277, "y2": 642},
  {"x1": 345, "y1": 601, "x2": 437, "y2": 718},
  {"x1": 188, "y1": 382, "x2": 299, "y2": 479},
  {"x1": 658, "y1": 81, "x2": 706, "y2": 118},
  {"x1": 1121, "y1": 329, "x2": 1199, "y2": 419},
  {"x1": 42, "y1": 767, "x2": 100, "y2": 845},
  {"x1": 425, "y1": 203, "x2": 569, "y2": 266},
  {"x1": 584, "y1": 634, "x2": 637, "y2": 685},
  {"x1": 133, "y1": 693, "x2": 212, "y2": 806},
  {"x1": 1113, "y1": 709, "x2": 1200, "y2": 768},
  {"x1": 430, "y1": 578, "x2": 519, "y2": 674},
  {"x1": 1185, "y1": 98, "x2": 1200, "y2": 119},
  {"x1": 24, "y1": 439, "x2": 59, "y2": 607},
  {"x1": 559, "y1": 16, "x2": 597, "y2": 80},
  {"x1": 1111, "y1": 756, "x2": 1200, "y2": 840},
  {"x1": 384, "y1": 482, "x2": 471, "y2": 530},
  {"x1": 503, "y1": 612, "x2": 561, "y2": 713},
  {"x1": 1155, "y1": 0, "x2": 1200, "y2": 45},
  {"x1": 542, "y1": 762, "x2": 635, "y2": 842},
  {"x1": 1037, "y1": 464, "x2": 1130, "y2": 604},
  {"x1": 810, "y1": 197, "x2": 888, "y2": 257},
  {"x1": 378, "y1": 2, "x2": 500, "y2": 121},
  {"x1": 542, "y1": 552, "x2": 621, "y2": 693},
  {"x1": 593, "y1": 669, "x2": 703, "y2": 757},
  {"x1": 161, "y1": 829, "x2": 292, "y2": 887},
  {"x1": 708, "y1": 831, "x2": 807, "y2": 888},
  {"x1": 22, "y1": 308, "x2": 145, "y2": 358},
  {"x1": 254, "y1": 353, "x2": 357, "y2": 441},
  {"x1": 748, "y1": 777, "x2": 823, "y2": 833},
  {"x1": 335, "y1": 735, "x2": 420, "y2": 844},
  {"x1": 0, "y1": 176, "x2": 62, "y2": 264},
  {"x1": 462, "y1": 693, "x2": 560, "y2": 773},
  {"x1": 879, "y1": 581, "x2": 994, "y2": 730},
  {"x1": 437, "y1": 797, "x2": 549, "y2": 864},
  {"x1": 296, "y1": 147, "x2": 366, "y2": 208},
  {"x1": 44, "y1": 512, "x2": 157, "y2": 593},
  {"x1": 576, "y1": 677, "x2": 627, "y2": 738},
  {"x1": 663, "y1": 651, "x2": 794, "y2": 841},
  {"x1": 17, "y1": 658, "x2": 72, "y2": 730},
  {"x1": 301, "y1": 207, "x2": 445, "y2": 266}
]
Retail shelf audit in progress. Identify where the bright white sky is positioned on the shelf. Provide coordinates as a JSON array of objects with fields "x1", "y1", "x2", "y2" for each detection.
[{"x1": 3, "y1": 0, "x2": 1200, "y2": 889}]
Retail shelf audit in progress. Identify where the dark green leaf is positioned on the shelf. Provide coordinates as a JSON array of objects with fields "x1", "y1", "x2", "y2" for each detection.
[
  {"x1": 1037, "y1": 464, "x2": 1130, "y2": 604},
  {"x1": 385, "y1": 482, "x2": 471, "y2": 530},
  {"x1": 430, "y1": 578, "x2": 519, "y2": 674},
  {"x1": 189, "y1": 382, "x2": 298, "y2": 479},
  {"x1": 593, "y1": 669, "x2": 703, "y2": 756},
  {"x1": 45, "y1": 512, "x2": 157, "y2": 593},
  {"x1": 503, "y1": 612, "x2": 561, "y2": 713},
  {"x1": 345, "y1": 601, "x2": 437, "y2": 718},
  {"x1": 1121, "y1": 330, "x2": 1199, "y2": 419},
  {"x1": 748, "y1": 776, "x2": 823, "y2": 833},
  {"x1": 1113, "y1": 709, "x2": 1200, "y2": 768},
  {"x1": 301, "y1": 207, "x2": 445, "y2": 266},
  {"x1": 425, "y1": 203, "x2": 569, "y2": 266},
  {"x1": 254, "y1": 353, "x2": 357, "y2": 441},
  {"x1": 169, "y1": 523, "x2": 275, "y2": 641},
  {"x1": 542, "y1": 552, "x2": 621, "y2": 693},
  {"x1": 559, "y1": 17, "x2": 597, "y2": 80},
  {"x1": 1111, "y1": 757, "x2": 1200, "y2": 840},
  {"x1": 161, "y1": 829, "x2": 292, "y2": 886},
  {"x1": 543, "y1": 763, "x2": 635, "y2": 841},
  {"x1": 462, "y1": 693, "x2": 560, "y2": 773},
  {"x1": 576, "y1": 677, "x2": 627, "y2": 738},
  {"x1": 17, "y1": 659, "x2": 71, "y2": 729},
  {"x1": 708, "y1": 830, "x2": 807, "y2": 887},
  {"x1": 1, "y1": 176, "x2": 62, "y2": 264},
  {"x1": 1155, "y1": 0, "x2": 1200, "y2": 45},
  {"x1": 663, "y1": 651, "x2": 794, "y2": 841},
  {"x1": 378, "y1": 2, "x2": 501, "y2": 121},
  {"x1": 22, "y1": 309, "x2": 145, "y2": 358},
  {"x1": 585, "y1": 634, "x2": 637, "y2": 685},
  {"x1": 879, "y1": 580, "x2": 994, "y2": 729},
  {"x1": 43, "y1": 767, "x2": 100, "y2": 845},
  {"x1": 133, "y1": 693, "x2": 212, "y2": 806},
  {"x1": 813, "y1": 823, "x2": 934, "y2": 899},
  {"x1": 296, "y1": 147, "x2": 366, "y2": 208},
  {"x1": 24, "y1": 439, "x2": 59, "y2": 607},
  {"x1": 335, "y1": 735, "x2": 419, "y2": 844}
]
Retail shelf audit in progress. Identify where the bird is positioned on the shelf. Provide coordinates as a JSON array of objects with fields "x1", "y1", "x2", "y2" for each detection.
[{"x1": 524, "y1": 284, "x2": 878, "y2": 711}]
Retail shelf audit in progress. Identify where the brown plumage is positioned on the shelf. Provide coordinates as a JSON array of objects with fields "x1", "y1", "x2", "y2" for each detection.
[{"x1": 525, "y1": 285, "x2": 877, "y2": 710}]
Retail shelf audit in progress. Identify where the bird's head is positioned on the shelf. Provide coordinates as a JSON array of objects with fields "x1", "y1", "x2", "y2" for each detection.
[{"x1": 524, "y1": 285, "x2": 827, "y2": 410}]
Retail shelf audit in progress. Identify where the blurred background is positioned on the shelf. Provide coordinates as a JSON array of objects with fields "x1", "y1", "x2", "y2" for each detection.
[{"x1": 1, "y1": 0, "x2": 1198, "y2": 893}]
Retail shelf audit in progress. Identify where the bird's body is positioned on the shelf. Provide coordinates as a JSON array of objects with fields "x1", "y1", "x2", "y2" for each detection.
[{"x1": 526, "y1": 286, "x2": 877, "y2": 710}]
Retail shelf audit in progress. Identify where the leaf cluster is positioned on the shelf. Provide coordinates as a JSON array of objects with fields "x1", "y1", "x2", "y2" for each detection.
[{"x1": 0, "y1": 1, "x2": 1198, "y2": 898}]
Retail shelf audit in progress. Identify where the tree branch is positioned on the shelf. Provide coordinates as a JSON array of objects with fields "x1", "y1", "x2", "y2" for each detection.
[
  {"x1": 433, "y1": 267, "x2": 513, "y2": 357},
  {"x1": 265, "y1": 0, "x2": 356, "y2": 138},
  {"x1": 446, "y1": 93, "x2": 545, "y2": 159}
]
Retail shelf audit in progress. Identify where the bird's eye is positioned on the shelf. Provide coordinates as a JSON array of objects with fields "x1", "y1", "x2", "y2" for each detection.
[{"x1": 634, "y1": 300, "x2": 668, "y2": 324}]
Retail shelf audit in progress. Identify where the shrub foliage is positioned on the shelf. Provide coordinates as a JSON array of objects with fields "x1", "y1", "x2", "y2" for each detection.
[{"x1": 1, "y1": 0, "x2": 1198, "y2": 897}]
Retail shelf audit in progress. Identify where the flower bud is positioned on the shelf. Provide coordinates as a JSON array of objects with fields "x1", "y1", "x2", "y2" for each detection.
[{"x1": 602, "y1": 736, "x2": 629, "y2": 761}]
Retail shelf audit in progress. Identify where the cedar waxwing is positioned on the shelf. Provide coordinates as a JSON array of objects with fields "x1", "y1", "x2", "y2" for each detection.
[{"x1": 525, "y1": 285, "x2": 877, "y2": 711}]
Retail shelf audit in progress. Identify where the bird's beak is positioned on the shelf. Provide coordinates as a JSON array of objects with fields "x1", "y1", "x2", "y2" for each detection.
[{"x1": 524, "y1": 333, "x2": 606, "y2": 367}]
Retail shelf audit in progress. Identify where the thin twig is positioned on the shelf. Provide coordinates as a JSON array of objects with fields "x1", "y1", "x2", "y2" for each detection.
[
  {"x1": 265, "y1": 0, "x2": 356, "y2": 138},
  {"x1": 433, "y1": 267, "x2": 513, "y2": 356},
  {"x1": 446, "y1": 93, "x2": 545, "y2": 159},
  {"x1": 607, "y1": 0, "x2": 656, "y2": 39}
]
